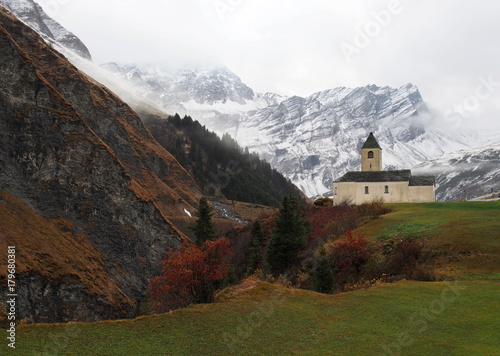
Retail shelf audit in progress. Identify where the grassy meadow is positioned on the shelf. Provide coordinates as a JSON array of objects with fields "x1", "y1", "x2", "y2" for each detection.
[{"x1": 15, "y1": 201, "x2": 500, "y2": 355}]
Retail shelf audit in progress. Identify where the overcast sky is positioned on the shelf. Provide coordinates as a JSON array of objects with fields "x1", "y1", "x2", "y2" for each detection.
[{"x1": 38, "y1": 0, "x2": 500, "y2": 131}]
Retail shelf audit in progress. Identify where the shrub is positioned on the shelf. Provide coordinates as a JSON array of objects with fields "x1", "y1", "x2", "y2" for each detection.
[
  {"x1": 327, "y1": 230, "x2": 369, "y2": 286},
  {"x1": 384, "y1": 239, "x2": 435, "y2": 280},
  {"x1": 313, "y1": 197, "x2": 333, "y2": 206},
  {"x1": 357, "y1": 197, "x2": 391, "y2": 220},
  {"x1": 148, "y1": 238, "x2": 233, "y2": 313}
]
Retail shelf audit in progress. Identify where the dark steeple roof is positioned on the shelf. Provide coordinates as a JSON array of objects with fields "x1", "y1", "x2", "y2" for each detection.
[{"x1": 362, "y1": 132, "x2": 382, "y2": 149}]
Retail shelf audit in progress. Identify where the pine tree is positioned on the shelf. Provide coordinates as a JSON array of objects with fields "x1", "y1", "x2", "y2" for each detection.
[
  {"x1": 265, "y1": 195, "x2": 310, "y2": 276},
  {"x1": 313, "y1": 247, "x2": 334, "y2": 293},
  {"x1": 247, "y1": 220, "x2": 265, "y2": 274},
  {"x1": 193, "y1": 196, "x2": 218, "y2": 245}
]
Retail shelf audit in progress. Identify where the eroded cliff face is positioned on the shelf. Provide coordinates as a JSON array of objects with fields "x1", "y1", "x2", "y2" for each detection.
[
  {"x1": 0, "y1": 0, "x2": 92, "y2": 60},
  {"x1": 0, "y1": 7, "x2": 201, "y2": 322}
]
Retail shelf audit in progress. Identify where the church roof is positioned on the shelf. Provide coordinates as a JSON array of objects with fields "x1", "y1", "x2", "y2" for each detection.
[
  {"x1": 409, "y1": 176, "x2": 435, "y2": 186},
  {"x1": 361, "y1": 132, "x2": 382, "y2": 149},
  {"x1": 336, "y1": 170, "x2": 411, "y2": 183},
  {"x1": 335, "y1": 170, "x2": 435, "y2": 186}
]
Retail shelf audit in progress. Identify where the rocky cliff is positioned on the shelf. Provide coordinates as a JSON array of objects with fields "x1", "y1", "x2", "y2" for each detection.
[
  {"x1": 0, "y1": 0, "x2": 92, "y2": 59},
  {"x1": 0, "y1": 7, "x2": 201, "y2": 322}
]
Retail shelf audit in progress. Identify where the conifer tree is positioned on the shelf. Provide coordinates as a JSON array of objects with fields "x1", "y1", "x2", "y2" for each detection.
[
  {"x1": 247, "y1": 220, "x2": 265, "y2": 274},
  {"x1": 313, "y1": 247, "x2": 334, "y2": 293},
  {"x1": 265, "y1": 194, "x2": 310, "y2": 276},
  {"x1": 193, "y1": 196, "x2": 218, "y2": 245}
]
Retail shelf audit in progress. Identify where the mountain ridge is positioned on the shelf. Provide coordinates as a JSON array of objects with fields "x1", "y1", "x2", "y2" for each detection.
[
  {"x1": 0, "y1": 0, "x2": 92, "y2": 59},
  {"x1": 0, "y1": 6, "x2": 200, "y2": 322}
]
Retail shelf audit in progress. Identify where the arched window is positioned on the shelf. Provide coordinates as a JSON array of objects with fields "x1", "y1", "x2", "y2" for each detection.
[
  {"x1": 368, "y1": 151, "x2": 374, "y2": 158},
  {"x1": 365, "y1": 186, "x2": 369, "y2": 194},
  {"x1": 385, "y1": 185, "x2": 389, "y2": 194}
]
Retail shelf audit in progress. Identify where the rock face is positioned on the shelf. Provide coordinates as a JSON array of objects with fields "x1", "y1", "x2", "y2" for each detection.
[
  {"x1": 0, "y1": 7, "x2": 201, "y2": 322},
  {"x1": 102, "y1": 64, "x2": 491, "y2": 199},
  {"x1": 233, "y1": 85, "x2": 484, "y2": 198},
  {"x1": 413, "y1": 143, "x2": 500, "y2": 202},
  {"x1": 0, "y1": 0, "x2": 92, "y2": 59}
]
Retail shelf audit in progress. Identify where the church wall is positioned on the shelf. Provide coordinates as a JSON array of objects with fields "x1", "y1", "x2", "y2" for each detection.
[
  {"x1": 333, "y1": 181, "x2": 435, "y2": 205},
  {"x1": 408, "y1": 185, "x2": 436, "y2": 203}
]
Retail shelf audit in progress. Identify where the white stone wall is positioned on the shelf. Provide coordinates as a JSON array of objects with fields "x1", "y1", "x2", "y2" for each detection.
[{"x1": 333, "y1": 181, "x2": 435, "y2": 205}]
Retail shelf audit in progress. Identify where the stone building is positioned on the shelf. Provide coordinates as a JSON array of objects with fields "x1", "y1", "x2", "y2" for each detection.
[{"x1": 333, "y1": 132, "x2": 436, "y2": 204}]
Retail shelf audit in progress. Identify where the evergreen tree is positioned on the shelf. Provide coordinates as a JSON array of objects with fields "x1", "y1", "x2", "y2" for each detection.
[
  {"x1": 313, "y1": 247, "x2": 334, "y2": 293},
  {"x1": 247, "y1": 220, "x2": 265, "y2": 274},
  {"x1": 265, "y1": 195, "x2": 310, "y2": 276},
  {"x1": 193, "y1": 196, "x2": 218, "y2": 245}
]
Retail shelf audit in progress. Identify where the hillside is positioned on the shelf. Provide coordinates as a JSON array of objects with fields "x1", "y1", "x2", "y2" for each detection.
[
  {"x1": 13, "y1": 202, "x2": 500, "y2": 354},
  {"x1": 412, "y1": 142, "x2": 500, "y2": 202},
  {"x1": 0, "y1": 7, "x2": 202, "y2": 322},
  {"x1": 15, "y1": 281, "x2": 499, "y2": 355},
  {"x1": 141, "y1": 113, "x2": 308, "y2": 207},
  {"x1": 0, "y1": 0, "x2": 92, "y2": 59}
]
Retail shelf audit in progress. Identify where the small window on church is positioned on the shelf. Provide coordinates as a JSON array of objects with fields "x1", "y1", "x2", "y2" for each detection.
[
  {"x1": 385, "y1": 185, "x2": 389, "y2": 194},
  {"x1": 365, "y1": 186, "x2": 369, "y2": 194},
  {"x1": 368, "y1": 151, "x2": 374, "y2": 158}
]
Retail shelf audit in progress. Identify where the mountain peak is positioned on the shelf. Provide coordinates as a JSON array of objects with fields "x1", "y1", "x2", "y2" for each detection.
[{"x1": 0, "y1": 0, "x2": 92, "y2": 59}]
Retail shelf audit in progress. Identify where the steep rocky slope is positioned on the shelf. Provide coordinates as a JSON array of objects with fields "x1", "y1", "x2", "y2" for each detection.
[
  {"x1": 0, "y1": 0, "x2": 91, "y2": 59},
  {"x1": 0, "y1": 7, "x2": 201, "y2": 322},
  {"x1": 413, "y1": 142, "x2": 500, "y2": 202},
  {"x1": 233, "y1": 85, "x2": 485, "y2": 197}
]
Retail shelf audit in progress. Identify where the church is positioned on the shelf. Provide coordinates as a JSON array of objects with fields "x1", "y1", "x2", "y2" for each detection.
[{"x1": 333, "y1": 132, "x2": 436, "y2": 205}]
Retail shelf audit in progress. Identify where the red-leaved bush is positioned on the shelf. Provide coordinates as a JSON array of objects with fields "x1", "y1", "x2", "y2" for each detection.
[
  {"x1": 148, "y1": 238, "x2": 233, "y2": 313},
  {"x1": 327, "y1": 229, "x2": 369, "y2": 285},
  {"x1": 306, "y1": 205, "x2": 358, "y2": 249}
]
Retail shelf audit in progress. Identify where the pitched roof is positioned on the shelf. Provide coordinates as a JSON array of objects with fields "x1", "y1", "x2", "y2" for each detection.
[
  {"x1": 335, "y1": 170, "x2": 435, "y2": 186},
  {"x1": 336, "y1": 170, "x2": 411, "y2": 183},
  {"x1": 361, "y1": 132, "x2": 382, "y2": 149},
  {"x1": 409, "y1": 176, "x2": 435, "y2": 186}
]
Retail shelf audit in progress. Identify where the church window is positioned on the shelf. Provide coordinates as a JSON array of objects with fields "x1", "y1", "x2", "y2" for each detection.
[
  {"x1": 368, "y1": 151, "x2": 374, "y2": 158},
  {"x1": 385, "y1": 185, "x2": 389, "y2": 194},
  {"x1": 365, "y1": 186, "x2": 369, "y2": 194}
]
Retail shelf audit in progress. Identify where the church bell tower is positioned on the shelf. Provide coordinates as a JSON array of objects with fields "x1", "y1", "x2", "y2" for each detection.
[{"x1": 361, "y1": 132, "x2": 382, "y2": 172}]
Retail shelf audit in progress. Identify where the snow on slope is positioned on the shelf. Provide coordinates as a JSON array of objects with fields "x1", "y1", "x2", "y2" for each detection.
[
  {"x1": 412, "y1": 142, "x2": 500, "y2": 202},
  {"x1": 232, "y1": 84, "x2": 490, "y2": 198},
  {"x1": 0, "y1": 0, "x2": 92, "y2": 59}
]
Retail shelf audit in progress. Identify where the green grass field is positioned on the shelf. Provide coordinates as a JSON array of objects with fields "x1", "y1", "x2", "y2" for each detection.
[
  {"x1": 15, "y1": 202, "x2": 500, "y2": 355},
  {"x1": 357, "y1": 201, "x2": 500, "y2": 280}
]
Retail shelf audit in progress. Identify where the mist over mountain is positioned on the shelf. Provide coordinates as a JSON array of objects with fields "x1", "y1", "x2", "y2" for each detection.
[
  {"x1": 101, "y1": 61, "x2": 495, "y2": 198},
  {"x1": 0, "y1": 6, "x2": 201, "y2": 322},
  {"x1": 2, "y1": 0, "x2": 497, "y2": 204},
  {"x1": 413, "y1": 143, "x2": 500, "y2": 202},
  {"x1": 0, "y1": 0, "x2": 91, "y2": 59}
]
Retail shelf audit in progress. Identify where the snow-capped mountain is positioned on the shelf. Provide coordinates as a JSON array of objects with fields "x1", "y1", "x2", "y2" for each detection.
[
  {"x1": 413, "y1": 142, "x2": 500, "y2": 202},
  {"x1": 5, "y1": 3, "x2": 496, "y2": 201},
  {"x1": 102, "y1": 63, "x2": 494, "y2": 199},
  {"x1": 231, "y1": 84, "x2": 491, "y2": 198},
  {"x1": 0, "y1": 0, "x2": 91, "y2": 59},
  {"x1": 101, "y1": 63, "x2": 286, "y2": 132}
]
